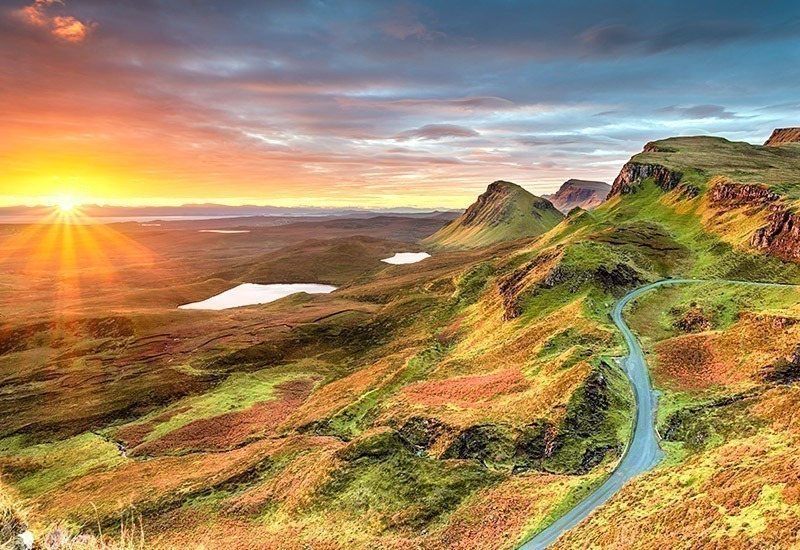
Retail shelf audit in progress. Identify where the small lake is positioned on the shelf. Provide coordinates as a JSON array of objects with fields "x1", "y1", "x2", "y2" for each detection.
[
  {"x1": 199, "y1": 229, "x2": 251, "y2": 234},
  {"x1": 381, "y1": 252, "x2": 431, "y2": 264},
  {"x1": 179, "y1": 283, "x2": 337, "y2": 310}
]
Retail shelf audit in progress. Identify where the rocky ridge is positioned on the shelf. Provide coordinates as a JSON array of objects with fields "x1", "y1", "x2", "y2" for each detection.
[
  {"x1": 764, "y1": 127, "x2": 800, "y2": 146},
  {"x1": 609, "y1": 163, "x2": 683, "y2": 196},
  {"x1": 544, "y1": 179, "x2": 610, "y2": 213}
]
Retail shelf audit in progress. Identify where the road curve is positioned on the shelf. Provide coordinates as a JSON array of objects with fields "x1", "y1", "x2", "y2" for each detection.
[{"x1": 521, "y1": 278, "x2": 799, "y2": 549}]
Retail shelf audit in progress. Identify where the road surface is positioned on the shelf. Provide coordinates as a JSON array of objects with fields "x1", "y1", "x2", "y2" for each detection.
[{"x1": 521, "y1": 278, "x2": 799, "y2": 549}]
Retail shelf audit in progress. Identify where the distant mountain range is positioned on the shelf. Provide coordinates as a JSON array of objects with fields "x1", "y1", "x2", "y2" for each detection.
[
  {"x1": 0, "y1": 204, "x2": 462, "y2": 224},
  {"x1": 542, "y1": 179, "x2": 610, "y2": 213}
]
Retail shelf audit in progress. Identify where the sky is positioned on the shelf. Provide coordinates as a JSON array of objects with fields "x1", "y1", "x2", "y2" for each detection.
[{"x1": 1, "y1": 0, "x2": 799, "y2": 208}]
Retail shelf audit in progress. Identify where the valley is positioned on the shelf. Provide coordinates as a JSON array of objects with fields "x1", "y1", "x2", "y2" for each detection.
[{"x1": 2, "y1": 131, "x2": 800, "y2": 549}]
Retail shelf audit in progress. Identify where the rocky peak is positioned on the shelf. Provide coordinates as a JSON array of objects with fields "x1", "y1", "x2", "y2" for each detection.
[
  {"x1": 545, "y1": 179, "x2": 610, "y2": 213},
  {"x1": 764, "y1": 128, "x2": 800, "y2": 147}
]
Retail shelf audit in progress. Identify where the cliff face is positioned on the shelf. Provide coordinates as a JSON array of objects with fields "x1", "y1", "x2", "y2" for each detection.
[
  {"x1": 609, "y1": 134, "x2": 800, "y2": 264},
  {"x1": 545, "y1": 179, "x2": 610, "y2": 213},
  {"x1": 609, "y1": 163, "x2": 683, "y2": 196},
  {"x1": 751, "y1": 209, "x2": 800, "y2": 261},
  {"x1": 708, "y1": 180, "x2": 800, "y2": 261},
  {"x1": 764, "y1": 128, "x2": 800, "y2": 147}
]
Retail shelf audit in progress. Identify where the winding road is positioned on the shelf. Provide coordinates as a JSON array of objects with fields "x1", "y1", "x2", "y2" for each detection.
[{"x1": 521, "y1": 278, "x2": 799, "y2": 549}]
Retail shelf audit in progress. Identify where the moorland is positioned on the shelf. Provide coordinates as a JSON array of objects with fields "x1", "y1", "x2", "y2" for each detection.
[{"x1": 2, "y1": 131, "x2": 800, "y2": 549}]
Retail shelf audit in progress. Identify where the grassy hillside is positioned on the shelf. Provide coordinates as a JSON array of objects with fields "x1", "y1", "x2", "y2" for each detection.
[
  {"x1": 553, "y1": 282, "x2": 800, "y2": 548},
  {"x1": 424, "y1": 181, "x2": 564, "y2": 249},
  {"x1": 615, "y1": 136, "x2": 800, "y2": 199}
]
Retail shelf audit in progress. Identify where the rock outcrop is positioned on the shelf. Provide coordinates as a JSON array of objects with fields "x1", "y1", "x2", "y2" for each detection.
[
  {"x1": 764, "y1": 127, "x2": 800, "y2": 147},
  {"x1": 708, "y1": 180, "x2": 780, "y2": 206},
  {"x1": 544, "y1": 179, "x2": 611, "y2": 213},
  {"x1": 609, "y1": 162, "x2": 683, "y2": 196},
  {"x1": 708, "y1": 179, "x2": 800, "y2": 261},
  {"x1": 751, "y1": 208, "x2": 800, "y2": 261},
  {"x1": 761, "y1": 344, "x2": 800, "y2": 384}
]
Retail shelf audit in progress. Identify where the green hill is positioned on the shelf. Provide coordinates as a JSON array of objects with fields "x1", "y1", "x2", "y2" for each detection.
[
  {"x1": 610, "y1": 135, "x2": 800, "y2": 199},
  {"x1": 423, "y1": 180, "x2": 564, "y2": 249},
  {"x1": 608, "y1": 135, "x2": 800, "y2": 262}
]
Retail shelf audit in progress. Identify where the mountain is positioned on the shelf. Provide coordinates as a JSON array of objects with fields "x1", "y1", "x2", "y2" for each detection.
[
  {"x1": 543, "y1": 179, "x2": 610, "y2": 212},
  {"x1": 423, "y1": 180, "x2": 564, "y2": 249},
  {"x1": 0, "y1": 204, "x2": 462, "y2": 224}
]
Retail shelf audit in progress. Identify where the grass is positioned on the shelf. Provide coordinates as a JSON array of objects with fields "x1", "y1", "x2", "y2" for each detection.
[
  {"x1": 523, "y1": 468, "x2": 609, "y2": 539},
  {"x1": 425, "y1": 181, "x2": 564, "y2": 249},
  {"x1": 325, "y1": 343, "x2": 448, "y2": 439},
  {"x1": 631, "y1": 136, "x2": 800, "y2": 194},
  {"x1": 112, "y1": 370, "x2": 307, "y2": 446},
  {"x1": 0, "y1": 434, "x2": 124, "y2": 497},
  {"x1": 5, "y1": 134, "x2": 800, "y2": 548},
  {"x1": 316, "y1": 430, "x2": 500, "y2": 535},
  {"x1": 626, "y1": 282, "x2": 800, "y2": 348}
]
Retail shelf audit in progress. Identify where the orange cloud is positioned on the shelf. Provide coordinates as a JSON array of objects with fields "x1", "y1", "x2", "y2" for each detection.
[
  {"x1": 16, "y1": 0, "x2": 97, "y2": 43},
  {"x1": 51, "y1": 15, "x2": 96, "y2": 42}
]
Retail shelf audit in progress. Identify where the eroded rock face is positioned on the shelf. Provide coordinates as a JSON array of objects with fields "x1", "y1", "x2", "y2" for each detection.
[
  {"x1": 545, "y1": 179, "x2": 610, "y2": 213},
  {"x1": 709, "y1": 181, "x2": 780, "y2": 206},
  {"x1": 441, "y1": 424, "x2": 515, "y2": 465},
  {"x1": 708, "y1": 180, "x2": 800, "y2": 262},
  {"x1": 496, "y1": 248, "x2": 562, "y2": 321},
  {"x1": 609, "y1": 162, "x2": 683, "y2": 196},
  {"x1": 751, "y1": 208, "x2": 800, "y2": 261},
  {"x1": 440, "y1": 420, "x2": 559, "y2": 472},
  {"x1": 764, "y1": 127, "x2": 800, "y2": 146}
]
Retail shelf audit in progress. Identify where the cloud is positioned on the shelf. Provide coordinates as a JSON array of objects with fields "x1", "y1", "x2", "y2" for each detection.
[
  {"x1": 580, "y1": 24, "x2": 642, "y2": 54},
  {"x1": 379, "y1": 4, "x2": 444, "y2": 41},
  {"x1": 657, "y1": 104, "x2": 740, "y2": 120},
  {"x1": 15, "y1": 0, "x2": 97, "y2": 43},
  {"x1": 342, "y1": 96, "x2": 516, "y2": 113},
  {"x1": 1, "y1": 0, "x2": 799, "y2": 207},
  {"x1": 394, "y1": 124, "x2": 480, "y2": 141},
  {"x1": 579, "y1": 20, "x2": 759, "y2": 58},
  {"x1": 17, "y1": 0, "x2": 58, "y2": 27}
]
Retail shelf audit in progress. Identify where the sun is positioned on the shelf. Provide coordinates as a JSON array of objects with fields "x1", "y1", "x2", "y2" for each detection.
[{"x1": 57, "y1": 197, "x2": 78, "y2": 212}]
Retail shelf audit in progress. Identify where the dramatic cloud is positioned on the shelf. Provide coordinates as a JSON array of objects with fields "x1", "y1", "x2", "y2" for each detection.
[
  {"x1": 15, "y1": 0, "x2": 96, "y2": 43},
  {"x1": 1, "y1": 0, "x2": 799, "y2": 207}
]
